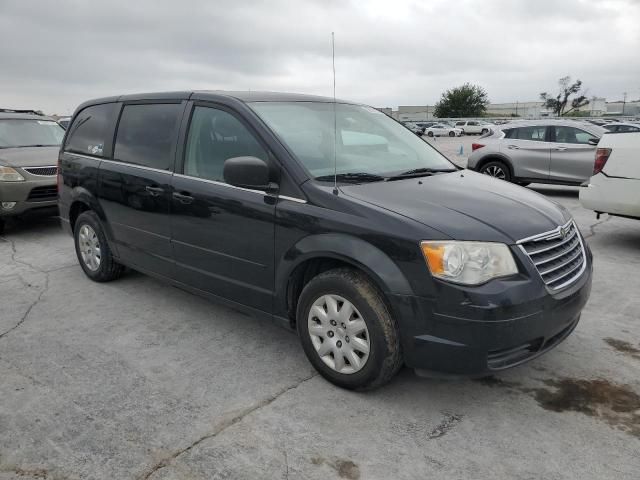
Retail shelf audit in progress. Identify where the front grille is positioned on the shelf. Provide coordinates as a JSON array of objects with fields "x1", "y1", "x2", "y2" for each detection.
[
  {"x1": 518, "y1": 221, "x2": 586, "y2": 291},
  {"x1": 27, "y1": 185, "x2": 58, "y2": 202},
  {"x1": 23, "y1": 166, "x2": 58, "y2": 176}
]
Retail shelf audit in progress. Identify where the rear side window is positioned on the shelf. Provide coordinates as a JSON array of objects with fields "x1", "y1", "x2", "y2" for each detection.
[
  {"x1": 114, "y1": 103, "x2": 182, "y2": 171},
  {"x1": 512, "y1": 126, "x2": 547, "y2": 141},
  {"x1": 65, "y1": 103, "x2": 117, "y2": 157}
]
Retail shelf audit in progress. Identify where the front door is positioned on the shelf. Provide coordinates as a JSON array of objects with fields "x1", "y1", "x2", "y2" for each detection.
[
  {"x1": 549, "y1": 125, "x2": 598, "y2": 184},
  {"x1": 97, "y1": 102, "x2": 184, "y2": 277},
  {"x1": 501, "y1": 125, "x2": 551, "y2": 180},
  {"x1": 170, "y1": 103, "x2": 276, "y2": 313}
]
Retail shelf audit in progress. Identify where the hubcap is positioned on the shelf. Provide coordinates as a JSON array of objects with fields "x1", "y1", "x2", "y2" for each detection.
[
  {"x1": 308, "y1": 294, "x2": 370, "y2": 374},
  {"x1": 78, "y1": 224, "x2": 101, "y2": 271},
  {"x1": 484, "y1": 165, "x2": 506, "y2": 180}
]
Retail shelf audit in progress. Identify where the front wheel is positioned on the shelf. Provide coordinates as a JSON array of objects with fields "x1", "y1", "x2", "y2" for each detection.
[
  {"x1": 74, "y1": 211, "x2": 125, "y2": 282},
  {"x1": 427, "y1": 131, "x2": 434, "y2": 137},
  {"x1": 297, "y1": 268, "x2": 402, "y2": 390},
  {"x1": 479, "y1": 160, "x2": 512, "y2": 182},
  {"x1": 448, "y1": 131, "x2": 455, "y2": 137}
]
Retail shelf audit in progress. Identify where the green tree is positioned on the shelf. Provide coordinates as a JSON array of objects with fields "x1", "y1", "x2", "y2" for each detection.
[
  {"x1": 540, "y1": 76, "x2": 589, "y2": 116},
  {"x1": 434, "y1": 83, "x2": 489, "y2": 118}
]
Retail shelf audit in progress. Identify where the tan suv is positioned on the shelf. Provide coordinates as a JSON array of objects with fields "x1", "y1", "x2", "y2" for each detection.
[{"x1": 0, "y1": 110, "x2": 65, "y2": 233}]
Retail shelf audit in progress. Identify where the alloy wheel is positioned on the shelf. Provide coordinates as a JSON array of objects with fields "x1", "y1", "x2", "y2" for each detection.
[
  {"x1": 484, "y1": 165, "x2": 506, "y2": 180},
  {"x1": 307, "y1": 294, "x2": 370, "y2": 374},
  {"x1": 78, "y1": 224, "x2": 102, "y2": 271}
]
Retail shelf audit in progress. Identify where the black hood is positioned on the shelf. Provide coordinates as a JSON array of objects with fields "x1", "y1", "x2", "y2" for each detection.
[
  {"x1": 340, "y1": 170, "x2": 570, "y2": 243},
  {"x1": 0, "y1": 146, "x2": 60, "y2": 168}
]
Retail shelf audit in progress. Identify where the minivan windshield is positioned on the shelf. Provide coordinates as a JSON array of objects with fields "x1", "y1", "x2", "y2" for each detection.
[
  {"x1": 0, "y1": 119, "x2": 65, "y2": 148},
  {"x1": 249, "y1": 102, "x2": 455, "y2": 181}
]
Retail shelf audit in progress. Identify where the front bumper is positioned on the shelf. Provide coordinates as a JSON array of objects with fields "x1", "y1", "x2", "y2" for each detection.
[
  {"x1": 389, "y1": 247, "x2": 593, "y2": 376},
  {"x1": 0, "y1": 177, "x2": 58, "y2": 217}
]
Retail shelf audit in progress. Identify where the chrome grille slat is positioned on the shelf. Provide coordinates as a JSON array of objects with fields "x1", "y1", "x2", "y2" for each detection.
[
  {"x1": 531, "y1": 236, "x2": 581, "y2": 266},
  {"x1": 518, "y1": 221, "x2": 586, "y2": 291},
  {"x1": 526, "y1": 228, "x2": 577, "y2": 256}
]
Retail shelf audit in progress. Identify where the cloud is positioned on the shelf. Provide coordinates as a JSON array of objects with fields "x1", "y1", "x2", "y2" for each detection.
[{"x1": 0, "y1": 0, "x2": 638, "y2": 114}]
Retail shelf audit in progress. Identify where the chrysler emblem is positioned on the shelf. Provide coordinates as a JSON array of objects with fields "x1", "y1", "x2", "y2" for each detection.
[{"x1": 559, "y1": 226, "x2": 569, "y2": 239}]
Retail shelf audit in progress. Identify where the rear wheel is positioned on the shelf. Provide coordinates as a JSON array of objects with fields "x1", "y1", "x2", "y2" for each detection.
[
  {"x1": 479, "y1": 160, "x2": 512, "y2": 182},
  {"x1": 427, "y1": 131, "x2": 434, "y2": 137},
  {"x1": 74, "y1": 211, "x2": 125, "y2": 282},
  {"x1": 448, "y1": 131, "x2": 455, "y2": 137},
  {"x1": 481, "y1": 128, "x2": 489, "y2": 135},
  {"x1": 297, "y1": 268, "x2": 402, "y2": 390}
]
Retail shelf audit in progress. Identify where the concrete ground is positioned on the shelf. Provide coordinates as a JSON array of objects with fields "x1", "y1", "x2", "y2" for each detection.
[{"x1": 1, "y1": 168, "x2": 639, "y2": 479}]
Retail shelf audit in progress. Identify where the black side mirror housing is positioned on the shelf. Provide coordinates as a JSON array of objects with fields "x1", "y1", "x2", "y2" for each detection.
[
  {"x1": 223, "y1": 156, "x2": 277, "y2": 192},
  {"x1": 588, "y1": 138, "x2": 600, "y2": 146}
]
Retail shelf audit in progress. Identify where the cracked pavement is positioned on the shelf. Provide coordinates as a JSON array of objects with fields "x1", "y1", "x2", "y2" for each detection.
[{"x1": 1, "y1": 184, "x2": 640, "y2": 479}]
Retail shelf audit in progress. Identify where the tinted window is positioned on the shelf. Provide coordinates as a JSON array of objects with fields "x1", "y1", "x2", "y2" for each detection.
[
  {"x1": 468, "y1": 121, "x2": 478, "y2": 126},
  {"x1": 619, "y1": 125, "x2": 640, "y2": 132},
  {"x1": 184, "y1": 106, "x2": 268, "y2": 182},
  {"x1": 513, "y1": 126, "x2": 547, "y2": 141},
  {"x1": 553, "y1": 126, "x2": 597, "y2": 144},
  {"x1": 503, "y1": 128, "x2": 515, "y2": 139},
  {"x1": 114, "y1": 104, "x2": 182, "y2": 170},
  {"x1": 65, "y1": 103, "x2": 117, "y2": 157}
]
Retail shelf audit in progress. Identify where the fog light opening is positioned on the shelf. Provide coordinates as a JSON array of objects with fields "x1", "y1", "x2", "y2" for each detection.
[{"x1": 1, "y1": 202, "x2": 17, "y2": 210}]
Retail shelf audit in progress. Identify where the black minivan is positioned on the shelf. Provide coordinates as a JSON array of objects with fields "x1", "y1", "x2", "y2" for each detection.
[{"x1": 59, "y1": 91, "x2": 592, "y2": 390}]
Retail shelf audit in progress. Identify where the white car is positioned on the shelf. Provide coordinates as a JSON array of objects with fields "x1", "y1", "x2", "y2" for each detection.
[
  {"x1": 424, "y1": 123, "x2": 463, "y2": 137},
  {"x1": 454, "y1": 120, "x2": 494, "y2": 135},
  {"x1": 579, "y1": 132, "x2": 640, "y2": 220}
]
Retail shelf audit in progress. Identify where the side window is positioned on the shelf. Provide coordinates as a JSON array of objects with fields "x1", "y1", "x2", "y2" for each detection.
[
  {"x1": 114, "y1": 103, "x2": 182, "y2": 170},
  {"x1": 456, "y1": 122, "x2": 464, "y2": 126},
  {"x1": 515, "y1": 126, "x2": 546, "y2": 141},
  {"x1": 503, "y1": 128, "x2": 515, "y2": 139},
  {"x1": 553, "y1": 126, "x2": 597, "y2": 145},
  {"x1": 65, "y1": 103, "x2": 117, "y2": 157},
  {"x1": 183, "y1": 106, "x2": 268, "y2": 183},
  {"x1": 468, "y1": 121, "x2": 478, "y2": 126}
]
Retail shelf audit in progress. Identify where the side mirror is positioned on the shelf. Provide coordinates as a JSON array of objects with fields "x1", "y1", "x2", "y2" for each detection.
[
  {"x1": 223, "y1": 156, "x2": 277, "y2": 192},
  {"x1": 587, "y1": 138, "x2": 599, "y2": 146}
]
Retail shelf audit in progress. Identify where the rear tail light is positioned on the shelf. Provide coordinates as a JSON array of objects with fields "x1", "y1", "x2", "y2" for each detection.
[
  {"x1": 472, "y1": 143, "x2": 484, "y2": 152},
  {"x1": 594, "y1": 148, "x2": 611, "y2": 174}
]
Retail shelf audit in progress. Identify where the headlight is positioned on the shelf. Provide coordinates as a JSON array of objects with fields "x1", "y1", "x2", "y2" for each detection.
[
  {"x1": 0, "y1": 166, "x2": 25, "y2": 182},
  {"x1": 420, "y1": 241, "x2": 518, "y2": 285}
]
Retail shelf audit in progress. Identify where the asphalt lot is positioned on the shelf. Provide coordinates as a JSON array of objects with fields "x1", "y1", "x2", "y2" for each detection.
[{"x1": 1, "y1": 150, "x2": 639, "y2": 479}]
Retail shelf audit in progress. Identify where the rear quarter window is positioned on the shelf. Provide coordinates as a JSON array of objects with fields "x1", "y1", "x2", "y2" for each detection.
[{"x1": 64, "y1": 103, "x2": 118, "y2": 157}]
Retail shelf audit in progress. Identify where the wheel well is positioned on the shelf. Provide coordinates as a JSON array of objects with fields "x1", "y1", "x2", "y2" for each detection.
[
  {"x1": 475, "y1": 156, "x2": 514, "y2": 177},
  {"x1": 69, "y1": 201, "x2": 90, "y2": 232},
  {"x1": 285, "y1": 257, "x2": 386, "y2": 328}
]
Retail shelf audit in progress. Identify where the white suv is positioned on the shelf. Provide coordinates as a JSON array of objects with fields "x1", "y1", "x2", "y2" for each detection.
[{"x1": 454, "y1": 120, "x2": 493, "y2": 135}]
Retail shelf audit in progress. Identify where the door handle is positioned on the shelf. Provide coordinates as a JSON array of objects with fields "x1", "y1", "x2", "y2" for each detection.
[
  {"x1": 554, "y1": 147, "x2": 568, "y2": 151},
  {"x1": 145, "y1": 186, "x2": 164, "y2": 196},
  {"x1": 507, "y1": 145, "x2": 520, "y2": 150},
  {"x1": 173, "y1": 192, "x2": 194, "y2": 204}
]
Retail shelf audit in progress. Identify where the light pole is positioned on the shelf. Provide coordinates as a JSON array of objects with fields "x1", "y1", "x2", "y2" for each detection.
[{"x1": 622, "y1": 92, "x2": 627, "y2": 116}]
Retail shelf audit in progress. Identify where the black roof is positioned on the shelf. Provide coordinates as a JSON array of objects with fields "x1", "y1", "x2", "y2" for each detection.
[{"x1": 76, "y1": 90, "x2": 357, "y2": 112}]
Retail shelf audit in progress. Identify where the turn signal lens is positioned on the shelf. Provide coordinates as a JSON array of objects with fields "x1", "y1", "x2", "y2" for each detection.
[{"x1": 420, "y1": 241, "x2": 518, "y2": 285}]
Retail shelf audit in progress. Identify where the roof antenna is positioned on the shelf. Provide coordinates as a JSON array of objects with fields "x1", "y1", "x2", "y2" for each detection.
[{"x1": 331, "y1": 32, "x2": 339, "y2": 196}]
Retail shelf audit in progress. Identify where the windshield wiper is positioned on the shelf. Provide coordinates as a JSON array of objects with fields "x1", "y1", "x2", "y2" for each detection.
[
  {"x1": 315, "y1": 172, "x2": 386, "y2": 184},
  {"x1": 384, "y1": 167, "x2": 456, "y2": 181}
]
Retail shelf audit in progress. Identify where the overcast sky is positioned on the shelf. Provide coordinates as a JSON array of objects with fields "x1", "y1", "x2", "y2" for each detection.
[{"x1": 1, "y1": 0, "x2": 639, "y2": 115}]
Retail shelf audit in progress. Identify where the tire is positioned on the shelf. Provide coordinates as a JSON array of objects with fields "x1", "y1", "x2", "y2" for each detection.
[
  {"x1": 427, "y1": 131, "x2": 434, "y2": 137},
  {"x1": 296, "y1": 268, "x2": 402, "y2": 391},
  {"x1": 481, "y1": 128, "x2": 489, "y2": 135},
  {"x1": 517, "y1": 181, "x2": 530, "y2": 187},
  {"x1": 74, "y1": 211, "x2": 125, "y2": 282},
  {"x1": 479, "y1": 160, "x2": 512, "y2": 182},
  {"x1": 0, "y1": 219, "x2": 4, "y2": 235},
  {"x1": 448, "y1": 131, "x2": 455, "y2": 137}
]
